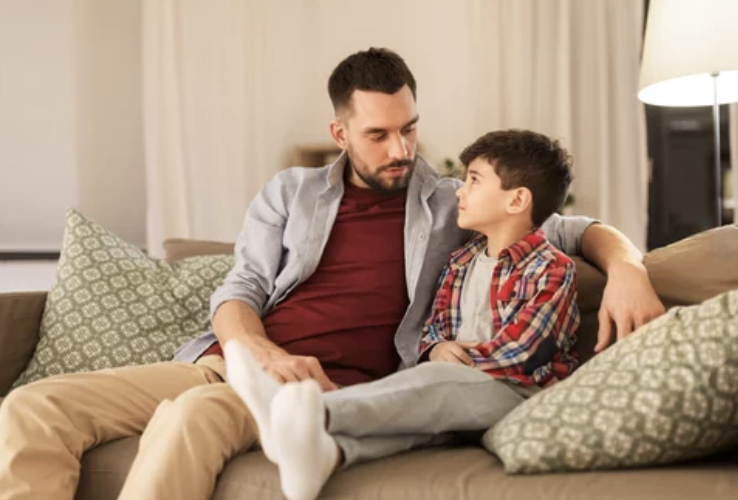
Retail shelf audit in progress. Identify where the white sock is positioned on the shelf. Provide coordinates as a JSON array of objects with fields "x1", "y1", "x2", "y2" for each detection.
[
  {"x1": 223, "y1": 340, "x2": 280, "y2": 463},
  {"x1": 271, "y1": 380, "x2": 340, "y2": 500}
]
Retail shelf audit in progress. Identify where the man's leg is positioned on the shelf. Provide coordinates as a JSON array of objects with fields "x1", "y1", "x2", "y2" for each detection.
[
  {"x1": 0, "y1": 362, "x2": 219, "y2": 500},
  {"x1": 117, "y1": 380, "x2": 257, "y2": 500}
]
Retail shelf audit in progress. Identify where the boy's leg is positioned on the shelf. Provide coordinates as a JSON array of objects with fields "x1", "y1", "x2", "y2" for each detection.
[
  {"x1": 0, "y1": 361, "x2": 219, "y2": 500},
  {"x1": 266, "y1": 363, "x2": 527, "y2": 500},
  {"x1": 324, "y1": 362, "x2": 526, "y2": 438},
  {"x1": 332, "y1": 432, "x2": 458, "y2": 467},
  {"x1": 117, "y1": 379, "x2": 258, "y2": 500}
]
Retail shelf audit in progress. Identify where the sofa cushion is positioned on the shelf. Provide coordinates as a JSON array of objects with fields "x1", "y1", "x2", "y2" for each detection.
[
  {"x1": 0, "y1": 292, "x2": 46, "y2": 396},
  {"x1": 11, "y1": 209, "x2": 233, "y2": 388},
  {"x1": 645, "y1": 225, "x2": 738, "y2": 308},
  {"x1": 484, "y1": 289, "x2": 738, "y2": 474},
  {"x1": 73, "y1": 437, "x2": 738, "y2": 500}
]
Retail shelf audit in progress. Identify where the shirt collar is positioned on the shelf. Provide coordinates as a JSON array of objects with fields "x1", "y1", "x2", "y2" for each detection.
[{"x1": 448, "y1": 229, "x2": 548, "y2": 270}]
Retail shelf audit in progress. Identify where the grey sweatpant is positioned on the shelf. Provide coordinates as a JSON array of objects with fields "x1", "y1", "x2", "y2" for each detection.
[{"x1": 323, "y1": 362, "x2": 535, "y2": 467}]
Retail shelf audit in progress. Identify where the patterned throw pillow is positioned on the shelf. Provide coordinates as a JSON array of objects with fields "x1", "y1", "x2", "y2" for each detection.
[
  {"x1": 12, "y1": 209, "x2": 233, "y2": 388},
  {"x1": 484, "y1": 289, "x2": 738, "y2": 473}
]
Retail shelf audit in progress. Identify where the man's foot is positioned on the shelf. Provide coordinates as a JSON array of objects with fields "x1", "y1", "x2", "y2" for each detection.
[
  {"x1": 223, "y1": 340, "x2": 280, "y2": 463},
  {"x1": 271, "y1": 380, "x2": 340, "y2": 500}
]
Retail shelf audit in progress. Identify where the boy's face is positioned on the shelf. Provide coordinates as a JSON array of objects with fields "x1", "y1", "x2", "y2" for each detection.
[
  {"x1": 456, "y1": 158, "x2": 520, "y2": 232},
  {"x1": 330, "y1": 86, "x2": 418, "y2": 193}
]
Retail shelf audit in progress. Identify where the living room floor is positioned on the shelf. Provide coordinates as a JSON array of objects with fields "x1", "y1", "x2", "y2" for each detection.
[{"x1": 0, "y1": 261, "x2": 57, "y2": 292}]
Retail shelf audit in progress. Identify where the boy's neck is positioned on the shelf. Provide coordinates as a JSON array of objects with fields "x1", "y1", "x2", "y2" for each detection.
[{"x1": 481, "y1": 221, "x2": 535, "y2": 258}]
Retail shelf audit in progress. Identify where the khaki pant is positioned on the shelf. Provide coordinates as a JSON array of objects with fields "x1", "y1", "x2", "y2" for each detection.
[{"x1": 0, "y1": 356, "x2": 257, "y2": 500}]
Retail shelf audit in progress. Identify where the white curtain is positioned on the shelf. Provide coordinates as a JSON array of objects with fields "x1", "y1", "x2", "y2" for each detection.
[
  {"x1": 468, "y1": 0, "x2": 648, "y2": 249},
  {"x1": 142, "y1": 0, "x2": 268, "y2": 257},
  {"x1": 141, "y1": 0, "x2": 649, "y2": 253}
]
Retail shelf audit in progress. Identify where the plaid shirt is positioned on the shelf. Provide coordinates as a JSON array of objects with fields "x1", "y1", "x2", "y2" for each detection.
[{"x1": 418, "y1": 229, "x2": 580, "y2": 387}]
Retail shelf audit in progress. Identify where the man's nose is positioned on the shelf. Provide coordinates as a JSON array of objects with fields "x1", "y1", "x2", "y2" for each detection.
[{"x1": 387, "y1": 133, "x2": 409, "y2": 160}]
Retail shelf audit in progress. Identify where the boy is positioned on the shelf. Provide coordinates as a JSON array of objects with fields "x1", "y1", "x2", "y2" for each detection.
[{"x1": 225, "y1": 129, "x2": 580, "y2": 500}]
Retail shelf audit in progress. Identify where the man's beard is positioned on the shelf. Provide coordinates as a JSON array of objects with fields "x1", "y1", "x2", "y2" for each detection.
[{"x1": 347, "y1": 148, "x2": 415, "y2": 194}]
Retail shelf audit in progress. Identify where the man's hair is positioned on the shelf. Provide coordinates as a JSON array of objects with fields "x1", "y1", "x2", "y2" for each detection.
[
  {"x1": 459, "y1": 130, "x2": 573, "y2": 227},
  {"x1": 328, "y1": 47, "x2": 417, "y2": 114}
]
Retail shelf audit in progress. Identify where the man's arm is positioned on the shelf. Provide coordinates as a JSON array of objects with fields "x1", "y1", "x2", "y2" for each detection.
[
  {"x1": 212, "y1": 301, "x2": 337, "y2": 390},
  {"x1": 580, "y1": 223, "x2": 665, "y2": 352},
  {"x1": 211, "y1": 172, "x2": 337, "y2": 390}
]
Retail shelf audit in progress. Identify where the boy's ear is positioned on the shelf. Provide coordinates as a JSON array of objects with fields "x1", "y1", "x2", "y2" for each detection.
[
  {"x1": 507, "y1": 187, "x2": 533, "y2": 215},
  {"x1": 330, "y1": 119, "x2": 348, "y2": 150}
]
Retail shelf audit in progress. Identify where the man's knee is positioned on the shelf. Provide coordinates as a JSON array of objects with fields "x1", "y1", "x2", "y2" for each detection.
[
  {"x1": 0, "y1": 381, "x2": 61, "y2": 424},
  {"x1": 153, "y1": 383, "x2": 249, "y2": 430}
]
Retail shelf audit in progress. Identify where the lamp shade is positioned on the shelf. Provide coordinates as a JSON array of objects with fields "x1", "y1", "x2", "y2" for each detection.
[{"x1": 639, "y1": 0, "x2": 738, "y2": 107}]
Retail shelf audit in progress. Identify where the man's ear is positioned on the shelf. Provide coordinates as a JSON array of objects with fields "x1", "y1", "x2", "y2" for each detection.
[
  {"x1": 329, "y1": 119, "x2": 348, "y2": 150},
  {"x1": 507, "y1": 187, "x2": 533, "y2": 215}
]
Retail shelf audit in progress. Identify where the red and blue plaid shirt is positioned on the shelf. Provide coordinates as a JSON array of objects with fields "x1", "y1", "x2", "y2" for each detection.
[{"x1": 419, "y1": 229, "x2": 580, "y2": 387}]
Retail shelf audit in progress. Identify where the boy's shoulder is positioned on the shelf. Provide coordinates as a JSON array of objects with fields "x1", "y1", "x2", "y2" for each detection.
[
  {"x1": 516, "y1": 231, "x2": 575, "y2": 277},
  {"x1": 535, "y1": 238, "x2": 575, "y2": 268}
]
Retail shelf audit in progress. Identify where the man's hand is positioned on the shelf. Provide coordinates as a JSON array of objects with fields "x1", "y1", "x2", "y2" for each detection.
[
  {"x1": 595, "y1": 261, "x2": 665, "y2": 352},
  {"x1": 258, "y1": 350, "x2": 339, "y2": 392},
  {"x1": 428, "y1": 341, "x2": 477, "y2": 366}
]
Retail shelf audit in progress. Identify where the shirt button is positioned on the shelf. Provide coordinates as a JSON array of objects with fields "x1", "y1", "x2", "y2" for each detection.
[{"x1": 419, "y1": 234, "x2": 426, "y2": 240}]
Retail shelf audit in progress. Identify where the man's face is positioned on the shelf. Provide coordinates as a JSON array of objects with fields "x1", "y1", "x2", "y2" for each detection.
[{"x1": 331, "y1": 86, "x2": 418, "y2": 193}]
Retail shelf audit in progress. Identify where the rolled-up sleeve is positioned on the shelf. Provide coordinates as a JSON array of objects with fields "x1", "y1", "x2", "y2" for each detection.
[
  {"x1": 540, "y1": 213, "x2": 599, "y2": 256},
  {"x1": 209, "y1": 174, "x2": 288, "y2": 322}
]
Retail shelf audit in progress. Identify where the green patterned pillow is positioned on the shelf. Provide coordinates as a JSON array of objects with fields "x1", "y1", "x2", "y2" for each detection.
[
  {"x1": 12, "y1": 209, "x2": 233, "y2": 388},
  {"x1": 484, "y1": 289, "x2": 738, "y2": 473}
]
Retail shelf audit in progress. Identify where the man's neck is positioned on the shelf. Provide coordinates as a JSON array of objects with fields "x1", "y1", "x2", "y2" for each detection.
[{"x1": 481, "y1": 222, "x2": 534, "y2": 257}]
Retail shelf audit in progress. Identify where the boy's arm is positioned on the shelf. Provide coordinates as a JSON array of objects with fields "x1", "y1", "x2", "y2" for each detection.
[
  {"x1": 472, "y1": 262, "x2": 579, "y2": 385},
  {"x1": 417, "y1": 265, "x2": 456, "y2": 360}
]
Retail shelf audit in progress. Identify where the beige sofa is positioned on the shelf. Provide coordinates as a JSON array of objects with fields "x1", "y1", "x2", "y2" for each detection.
[{"x1": 1, "y1": 226, "x2": 738, "y2": 500}]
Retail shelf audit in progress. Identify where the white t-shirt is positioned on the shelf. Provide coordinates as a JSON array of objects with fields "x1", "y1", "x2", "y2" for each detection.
[{"x1": 456, "y1": 247, "x2": 497, "y2": 344}]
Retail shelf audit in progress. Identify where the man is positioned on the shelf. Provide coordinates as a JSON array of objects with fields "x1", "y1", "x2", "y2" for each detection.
[{"x1": 0, "y1": 47, "x2": 664, "y2": 500}]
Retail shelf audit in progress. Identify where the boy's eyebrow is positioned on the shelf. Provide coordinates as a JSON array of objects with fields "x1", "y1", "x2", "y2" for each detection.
[
  {"x1": 363, "y1": 115, "x2": 420, "y2": 135},
  {"x1": 467, "y1": 168, "x2": 484, "y2": 177}
]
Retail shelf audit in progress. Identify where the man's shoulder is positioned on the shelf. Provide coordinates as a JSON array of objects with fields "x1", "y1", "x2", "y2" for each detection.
[{"x1": 272, "y1": 165, "x2": 330, "y2": 189}]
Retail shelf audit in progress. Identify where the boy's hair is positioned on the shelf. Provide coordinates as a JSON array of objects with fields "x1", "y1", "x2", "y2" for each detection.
[
  {"x1": 459, "y1": 130, "x2": 573, "y2": 227},
  {"x1": 328, "y1": 47, "x2": 417, "y2": 115}
]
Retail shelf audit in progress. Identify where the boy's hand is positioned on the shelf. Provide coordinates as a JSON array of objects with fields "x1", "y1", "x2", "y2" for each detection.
[{"x1": 428, "y1": 341, "x2": 477, "y2": 366}]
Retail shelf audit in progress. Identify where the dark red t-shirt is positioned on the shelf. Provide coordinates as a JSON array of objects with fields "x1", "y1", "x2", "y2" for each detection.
[{"x1": 204, "y1": 182, "x2": 409, "y2": 387}]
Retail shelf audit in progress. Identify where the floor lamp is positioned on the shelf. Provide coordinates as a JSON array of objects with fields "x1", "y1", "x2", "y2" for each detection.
[{"x1": 638, "y1": 0, "x2": 738, "y2": 227}]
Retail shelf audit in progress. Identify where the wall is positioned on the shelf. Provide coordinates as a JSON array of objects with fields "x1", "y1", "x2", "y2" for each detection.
[
  {"x1": 0, "y1": 0, "x2": 79, "y2": 251},
  {"x1": 0, "y1": 0, "x2": 146, "y2": 253},
  {"x1": 76, "y1": 0, "x2": 146, "y2": 249}
]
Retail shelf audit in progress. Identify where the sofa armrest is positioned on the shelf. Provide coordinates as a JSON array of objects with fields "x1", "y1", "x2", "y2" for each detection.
[{"x1": 0, "y1": 292, "x2": 46, "y2": 396}]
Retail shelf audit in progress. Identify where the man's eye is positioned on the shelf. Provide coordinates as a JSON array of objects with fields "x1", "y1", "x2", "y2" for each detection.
[
  {"x1": 402, "y1": 127, "x2": 416, "y2": 135},
  {"x1": 371, "y1": 135, "x2": 385, "y2": 142}
]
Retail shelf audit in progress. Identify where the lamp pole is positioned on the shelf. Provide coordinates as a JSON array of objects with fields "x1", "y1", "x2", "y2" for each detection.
[{"x1": 712, "y1": 72, "x2": 722, "y2": 226}]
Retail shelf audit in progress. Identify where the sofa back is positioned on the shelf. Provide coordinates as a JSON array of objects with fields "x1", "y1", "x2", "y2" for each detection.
[
  {"x1": 1, "y1": 225, "x2": 736, "y2": 397},
  {"x1": 162, "y1": 225, "x2": 738, "y2": 366}
]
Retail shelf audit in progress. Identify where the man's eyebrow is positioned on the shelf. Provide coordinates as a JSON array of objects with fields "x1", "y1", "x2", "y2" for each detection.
[{"x1": 362, "y1": 115, "x2": 420, "y2": 135}]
